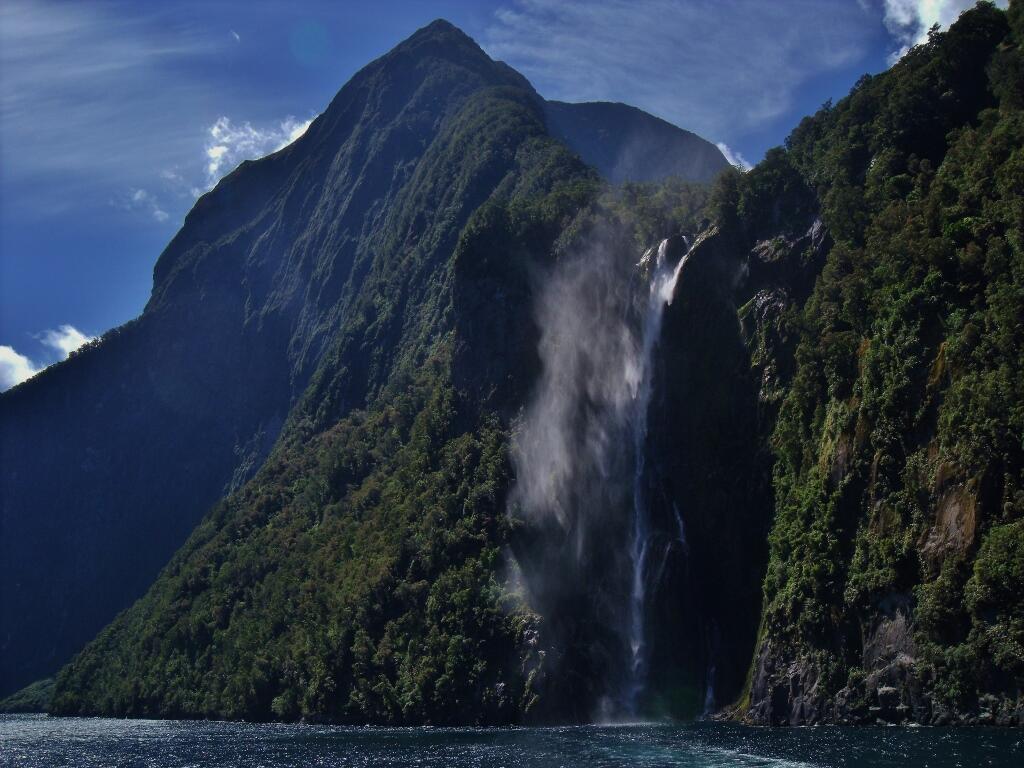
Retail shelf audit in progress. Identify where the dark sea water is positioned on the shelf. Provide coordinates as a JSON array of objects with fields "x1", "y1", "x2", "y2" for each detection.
[{"x1": 1, "y1": 714, "x2": 1021, "y2": 767}]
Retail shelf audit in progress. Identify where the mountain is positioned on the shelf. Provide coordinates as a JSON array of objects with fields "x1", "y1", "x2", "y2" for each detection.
[
  {"x1": 10, "y1": 4, "x2": 1024, "y2": 728},
  {"x1": 543, "y1": 101, "x2": 729, "y2": 183},
  {"x1": 0, "y1": 20, "x2": 723, "y2": 704}
]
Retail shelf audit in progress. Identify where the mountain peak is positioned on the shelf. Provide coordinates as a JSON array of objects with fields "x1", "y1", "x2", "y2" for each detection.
[
  {"x1": 397, "y1": 18, "x2": 481, "y2": 53},
  {"x1": 417, "y1": 18, "x2": 462, "y2": 35},
  {"x1": 331, "y1": 17, "x2": 523, "y2": 97}
]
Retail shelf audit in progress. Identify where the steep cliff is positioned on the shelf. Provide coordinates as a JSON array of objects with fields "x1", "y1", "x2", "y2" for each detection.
[
  {"x1": 33, "y1": 18, "x2": 720, "y2": 720},
  {"x1": 689, "y1": 2, "x2": 1024, "y2": 725}
]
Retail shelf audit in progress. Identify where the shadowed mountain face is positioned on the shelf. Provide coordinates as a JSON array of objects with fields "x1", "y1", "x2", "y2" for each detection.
[
  {"x1": 543, "y1": 101, "x2": 729, "y2": 184},
  {"x1": 0, "y1": 20, "x2": 541, "y2": 697},
  {"x1": 0, "y1": 20, "x2": 722, "y2": 701}
]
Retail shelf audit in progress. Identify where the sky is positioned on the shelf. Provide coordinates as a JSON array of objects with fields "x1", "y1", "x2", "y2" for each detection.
[{"x1": 0, "y1": 0, "x2": 1005, "y2": 389}]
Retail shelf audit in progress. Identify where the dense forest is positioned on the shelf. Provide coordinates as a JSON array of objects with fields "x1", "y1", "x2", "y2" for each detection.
[
  {"x1": 5, "y1": 3, "x2": 1023, "y2": 727},
  {"x1": 723, "y1": 0, "x2": 1024, "y2": 725}
]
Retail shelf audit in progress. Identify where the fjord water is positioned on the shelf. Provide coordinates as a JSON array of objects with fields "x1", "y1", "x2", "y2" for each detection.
[{"x1": 2, "y1": 715, "x2": 1021, "y2": 767}]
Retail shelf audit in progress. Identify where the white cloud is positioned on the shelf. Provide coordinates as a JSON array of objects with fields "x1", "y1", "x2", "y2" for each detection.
[
  {"x1": 0, "y1": 346, "x2": 39, "y2": 390},
  {"x1": 204, "y1": 115, "x2": 314, "y2": 183},
  {"x1": 284, "y1": 118, "x2": 314, "y2": 146},
  {"x1": 482, "y1": 0, "x2": 874, "y2": 145},
  {"x1": 883, "y1": 0, "x2": 1009, "y2": 62},
  {"x1": 716, "y1": 142, "x2": 752, "y2": 171},
  {"x1": 206, "y1": 142, "x2": 229, "y2": 177},
  {"x1": 160, "y1": 168, "x2": 205, "y2": 200},
  {"x1": 1, "y1": 1, "x2": 323, "y2": 224},
  {"x1": 40, "y1": 324, "x2": 94, "y2": 357},
  {"x1": 114, "y1": 187, "x2": 170, "y2": 223},
  {"x1": 0, "y1": 324, "x2": 94, "y2": 391}
]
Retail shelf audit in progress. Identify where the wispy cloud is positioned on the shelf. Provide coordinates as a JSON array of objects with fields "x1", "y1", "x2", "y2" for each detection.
[
  {"x1": 40, "y1": 325, "x2": 95, "y2": 357},
  {"x1": 0, "y1": 324, "x2": 95, "y2": 391},
  {"x1": 0, "y1": 1, "x2": 318, "y2": 223},
  {"x1": 204, "y1": 115, "x2": 314, "y2": 183},
  {"x1": 159, "y1": 169, "x2": 205, "y2": 201},
  {"x1": 482, "y1": 0, "x2": 874, "y2": 147},
  {"x1": 0, "y1": 1, "x2": 220, "y2": 193},
  {"x1": 882, "y1": 0, "x2": 1009, "y2": 62},
  {"x1": 716, "y1": 142, "x2": 752, "y2": 171},
  {"x1": 113, "y1": 188, "x2": 170, "y2": 223}
]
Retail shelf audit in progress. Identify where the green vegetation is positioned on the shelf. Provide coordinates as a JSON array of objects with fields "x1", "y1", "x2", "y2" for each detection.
[
  {"x1": 50, "y1": 59, "x2": 614, "y2": 720},
  {"x1": 50, "y1": 166, "x2": 711, "y2": 724},
  {"x1": 41, "y1": 13, "x2": 714, "y2": 723},
  {"x1": 711, "y1": 2, "x2": 1024, "y2": 719},
  {"x1": 53, "y1": 352, "x2": 532, "y2": 723},
  {"x1": 0, "y1": 678, "x2": 55, "y2": 713},
  {"x1": 2, "y1": 19, "x2": 573, "y2": 699}
]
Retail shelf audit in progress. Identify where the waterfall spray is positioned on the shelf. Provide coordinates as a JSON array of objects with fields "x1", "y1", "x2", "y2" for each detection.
[{"x1": 510, "y1": 232, "x2": 690, "y2": 719}]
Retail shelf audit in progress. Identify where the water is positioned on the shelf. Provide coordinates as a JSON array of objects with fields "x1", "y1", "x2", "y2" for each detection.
[
  {"x1": 2, "y1": 715, "x2": 1021, "y2": 767},
  {"x1": 625, "y1": 237, "x2": 688, "y2": 713},
  {"x1": 510, "y1": 234, "x2": 692, "y2": 718}
]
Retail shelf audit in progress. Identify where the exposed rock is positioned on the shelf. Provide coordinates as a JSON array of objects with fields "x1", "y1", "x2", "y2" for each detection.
[
  {"x1": 746, "y1": 641, "x2": 832, "y2": 726},
  {"x1": 828, "y1": 431, "x2": 855, "y2": 487},
  {"x1": 862, "y1": 597, "x2": 916, "y2": 671},
  {"x1": 745, "y1": 218, "x2": 830, "y2": 300},
  {"x1": 920, "y1": 485, "x2": 978, "y2": 573}
]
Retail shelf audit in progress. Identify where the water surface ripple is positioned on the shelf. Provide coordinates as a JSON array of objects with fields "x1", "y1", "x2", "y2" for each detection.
[{"x1": 1, "y1": 714, "x2": 1021, "y2": 767}]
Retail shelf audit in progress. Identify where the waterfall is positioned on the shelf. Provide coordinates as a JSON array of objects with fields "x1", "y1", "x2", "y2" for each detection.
[
  {"x1": 510, "y1": 232, "x2": 689, "y2": 719},
  {"x1": 624, "y1": 238, "x2": 687, "y2": 713},
  {"x1": 703, "y1": 661, "x2": 717, "y2": 716},
  {"x1": 703, "y1": 620, "x2": 721, "y2": 717}
]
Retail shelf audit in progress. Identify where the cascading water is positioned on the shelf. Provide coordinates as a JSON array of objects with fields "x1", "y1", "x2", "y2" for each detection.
[
  {"x1": 624, "y1": 237, "x2": 688, "y2": 713},
  {"x1": 510, "y1": 231, "x2": 691, "y2": 719}
]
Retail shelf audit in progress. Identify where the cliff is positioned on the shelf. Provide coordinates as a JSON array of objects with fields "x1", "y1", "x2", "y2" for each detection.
[{"x1": 695, "y1": 2, "x2": 1024, "y2": 725}]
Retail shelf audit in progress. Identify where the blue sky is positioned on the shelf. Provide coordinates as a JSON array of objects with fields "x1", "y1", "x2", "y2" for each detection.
[{"x1": 0, "y1": 0, "x2": 1002, "y2": 388}]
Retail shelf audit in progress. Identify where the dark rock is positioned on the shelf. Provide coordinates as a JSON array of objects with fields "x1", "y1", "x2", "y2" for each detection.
[{"x1": 877, "y1": 685, "x2": 899, "y2": 710}]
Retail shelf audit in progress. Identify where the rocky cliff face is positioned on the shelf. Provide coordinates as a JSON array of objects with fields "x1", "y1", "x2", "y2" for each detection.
[
  {"x1": 593, "y1": 2, "x2": 1023, "y2": 727},
  {"x1": 694, "y1": 3, "x2": 1024, "y2": 726}
]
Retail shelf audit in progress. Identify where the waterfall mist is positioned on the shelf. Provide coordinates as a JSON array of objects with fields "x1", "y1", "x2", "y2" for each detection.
[{"x1": 509, "y1": 228, "x2": 690, "y2": 719}]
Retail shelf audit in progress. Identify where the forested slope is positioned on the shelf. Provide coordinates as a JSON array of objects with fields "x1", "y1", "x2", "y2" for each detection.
[
  {"x1": 47, "y1": 23, "x2": 604, "y2": 723},
  {"x1": 698, "y1": 1, "x2": 1024, "y2": 725}
]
